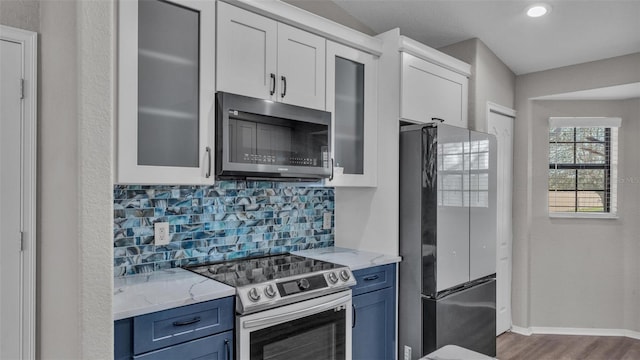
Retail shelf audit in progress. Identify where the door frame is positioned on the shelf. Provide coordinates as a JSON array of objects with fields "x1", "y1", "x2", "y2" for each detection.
[
  {"x1": 486, "y1": 101, "x2": 515, "y2": 336},
  {"x1": 1, "y1": 24, "x2": 37, "y2": 360}
]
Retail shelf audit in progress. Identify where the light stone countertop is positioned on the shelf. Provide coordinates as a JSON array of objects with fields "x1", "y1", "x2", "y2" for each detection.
[
  {"x1": 113, "y1": 267, "x2": 235, "y2": 320},
  {"x1": 291, "y1": 246, "x2": 402, "y2": 271},
  {"x1": 113, "y1": 247, "x2": 400, "y2": 320}
]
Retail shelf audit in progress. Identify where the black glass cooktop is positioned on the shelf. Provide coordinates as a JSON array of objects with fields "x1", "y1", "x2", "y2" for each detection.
[{"x1": 185, "y1": 253, "x2": 342, "y2": 287}]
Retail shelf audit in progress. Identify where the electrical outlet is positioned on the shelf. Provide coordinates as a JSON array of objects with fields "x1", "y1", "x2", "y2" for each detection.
[
  {"x1": 154, "y1": 222, "x2": 170, "y2": 245},
  {"x1": 404, "y1": 345, "x2": 412, "y2": 360},
  {"x1": 323, "y1": 212, "x2": 332, "y2": 230}
]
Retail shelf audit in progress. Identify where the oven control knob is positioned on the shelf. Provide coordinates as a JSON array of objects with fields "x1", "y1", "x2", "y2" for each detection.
[
  {"x1": 248, "y1": 287, "x2": 261, "y2": 302},
  {"x1": 264, "y1": 284, "x2": 276, "y2": 298},
  {"x1": 297, "y1": 278, "x2": 310, "y2": 290},
  {"x1": 339, "y1": 270, "x2": 351, "y2": 282},
  {"x1": 327, "y1": 272, "x2": 339, "y2": 284}
]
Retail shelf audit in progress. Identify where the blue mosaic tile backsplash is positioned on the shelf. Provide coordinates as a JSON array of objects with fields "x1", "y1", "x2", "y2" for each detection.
[{"x1": 114, "y1": 181, "x2": 334, "y2": 277}]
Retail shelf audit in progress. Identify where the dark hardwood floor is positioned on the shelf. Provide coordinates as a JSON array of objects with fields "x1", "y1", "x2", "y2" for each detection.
[{"x1": 497, "y1": 332, "x2": 640, "y2": 360}]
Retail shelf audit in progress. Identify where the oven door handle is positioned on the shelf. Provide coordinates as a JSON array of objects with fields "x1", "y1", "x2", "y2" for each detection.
[{"x1": 242, "y1": 294, "x2": 351, "y2": 330}]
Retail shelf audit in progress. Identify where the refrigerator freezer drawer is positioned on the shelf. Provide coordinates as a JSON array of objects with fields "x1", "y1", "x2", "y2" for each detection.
[{"x1": 422, "y1": 279, "x2": 496, "y2": 357}]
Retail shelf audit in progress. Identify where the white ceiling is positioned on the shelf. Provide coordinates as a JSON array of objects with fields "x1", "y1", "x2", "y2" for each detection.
[{"x1": 330, "y1": 0, "x2": 640, "y2": 75}]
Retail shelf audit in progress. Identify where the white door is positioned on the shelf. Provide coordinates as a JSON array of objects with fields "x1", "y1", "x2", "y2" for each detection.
[
  {"x1": 1, "y1": 37, "x2": 23, "y2": 360},
  {"x1": 1, "y1": 26, "x2": 37, "y2": 360},
  {"x1": 488, "y1": 106, "x2": 514, "y2": 336}
]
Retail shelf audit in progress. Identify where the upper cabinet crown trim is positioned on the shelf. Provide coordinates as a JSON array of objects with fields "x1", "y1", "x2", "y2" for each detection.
[
  {"x1": 220, "y1": 0, "x2": 383, "y2": 56},
  {"x1": 399, "y1": 35, "x2": 471, "y2": 77}
]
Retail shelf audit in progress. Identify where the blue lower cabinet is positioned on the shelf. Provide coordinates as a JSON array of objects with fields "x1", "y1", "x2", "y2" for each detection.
[
  {"x1": 114, "y1": 296, "x2": 234, "y2": 360},
  {"x1": 115, "y1": 318, "x2": 133, "y2": 360},
  {"x1": 351, "y1": 264, "x2": 396, "y2": 360}
]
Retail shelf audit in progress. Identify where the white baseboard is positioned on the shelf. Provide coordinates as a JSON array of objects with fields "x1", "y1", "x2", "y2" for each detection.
[
  {"x1": 509, "y1": 326, "x2": 532, "y2": 336},
  {"x1": 508, "y1": 326, "x2": 640, "y2": 340}
]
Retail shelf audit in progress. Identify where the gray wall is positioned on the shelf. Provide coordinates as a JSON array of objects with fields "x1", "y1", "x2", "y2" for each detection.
[
  {"x1": 3, "y1": 1, "x2": 115, "y2": 357},
  {"x1": 529, "y1": 99, "x2": 640, "y2": 331},
  {"x1": 439, "y1": 38, "x2": 516, "y2": 132},
  {"x1": 0, "y1": 0, "x2": 39, "y2": 32},
  {"x1": 38, "y1": 1, "x2": 81, "y2": 357},
  {"x1": 1, "y1": 1, "x2": 82, "y2": 357},
  {"x1": 514, "y1": 53, "x2": 640, "y2": 330}
]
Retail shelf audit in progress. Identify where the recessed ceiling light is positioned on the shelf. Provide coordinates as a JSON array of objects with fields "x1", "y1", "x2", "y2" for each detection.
[{"x1": 526, "y1": 4, "x2": 551, "y2": 18}]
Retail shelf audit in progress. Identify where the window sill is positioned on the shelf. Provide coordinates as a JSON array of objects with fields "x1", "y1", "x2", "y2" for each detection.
[{"x1": 549, "y1": 212, "x2": 618, "y2": 219}]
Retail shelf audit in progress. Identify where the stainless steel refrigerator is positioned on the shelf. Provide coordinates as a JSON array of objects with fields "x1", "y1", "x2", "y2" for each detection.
[{"x1": 399, "y1": 123, "x2": 497, "y2": 359}]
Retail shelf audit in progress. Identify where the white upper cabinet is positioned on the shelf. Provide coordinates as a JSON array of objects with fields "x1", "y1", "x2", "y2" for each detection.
[
  {"x1": 325, "y1": 41, "x2": 378, "y2": 187},
  {"x1": 216, "y1": 2, "x2": 277, "y2": 102},
  {"x1": 277, "y1": 23, "x2": 326, "y2": 110},
  {"x1": 217, "y1": 2, "x2": 326, "y2": 111},
  {"x1": 117, "y1": 0, "x2": 215, "y2": 185},
  {"x1": 401, "y1": 52, "x2": 469, "y2": 128}
]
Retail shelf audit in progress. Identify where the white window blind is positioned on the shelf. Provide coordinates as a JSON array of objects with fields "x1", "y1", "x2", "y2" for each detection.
[{"x1": 548, "y1": 117, "x2": 619, "y2": 218}]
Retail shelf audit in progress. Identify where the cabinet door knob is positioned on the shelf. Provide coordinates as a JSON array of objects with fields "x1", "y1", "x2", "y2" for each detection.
[
  {"x1": 281, "y1": 76, "x2": 287, "y2": 98},
  {"x1": 270, "y1": 73, "x2": 276, "y2": 96}
]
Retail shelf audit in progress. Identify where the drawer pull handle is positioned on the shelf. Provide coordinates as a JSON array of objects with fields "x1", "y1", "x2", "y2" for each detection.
[
  {"x1": 172, "y1": 316, "x2": 201, "y2": 327},
  {"x1": 363, "y1": 275, "x2": 379, "y2": 281}
]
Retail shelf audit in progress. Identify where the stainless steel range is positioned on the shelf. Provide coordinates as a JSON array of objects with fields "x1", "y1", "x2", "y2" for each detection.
[{"x1": 186, "y1": 254, "x2": 356, "y2": 360}]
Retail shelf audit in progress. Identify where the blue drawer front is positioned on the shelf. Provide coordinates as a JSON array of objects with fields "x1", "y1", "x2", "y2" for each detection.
[
  {"x1": 352, "y1": 264, "x2": 396, "y2": 296},
  {"x1": 133, "y1": 330, "x2": 233, "y2": 360},
  {"x1": 133, "y1": 297, "x2": 234, "y2": 355}
]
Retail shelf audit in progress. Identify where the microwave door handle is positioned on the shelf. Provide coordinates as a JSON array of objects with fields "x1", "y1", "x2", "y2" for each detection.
[{"x1": 242, "y1": 294, "x2": 351, "y2": 330}]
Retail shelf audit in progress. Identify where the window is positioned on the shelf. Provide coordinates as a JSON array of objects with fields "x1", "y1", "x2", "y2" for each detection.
[{"x1": 548, "y1": 117, "x2": 620, "y2": 217}]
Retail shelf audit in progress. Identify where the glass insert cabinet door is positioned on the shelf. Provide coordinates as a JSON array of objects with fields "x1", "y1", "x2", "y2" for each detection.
[
  {"x1": 326, "y1": 41, "x2": 378, "y2": 187},
  {"x1": 137, "y1": 0, "x2": 199, "y2": 168},
  {"x1": 334, "y1": 56, "x2": 364, "y2": 175},
  {"x1": 117, "y1": 0, "x2": 215, "y2": 184}
]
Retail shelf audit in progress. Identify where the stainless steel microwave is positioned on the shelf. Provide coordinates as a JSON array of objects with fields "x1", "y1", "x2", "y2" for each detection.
[{"x1": 215, "y1": 92, "x2": 332, "y2": 180}]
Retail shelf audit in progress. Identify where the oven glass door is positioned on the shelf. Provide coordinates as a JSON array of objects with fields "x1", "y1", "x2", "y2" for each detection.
[
  {"x1": 250, "y1": 307, "x2": 346, "y2": 360},
  {"x1": 238, "y1": 291, "x2": 352, "y2": 360}
]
